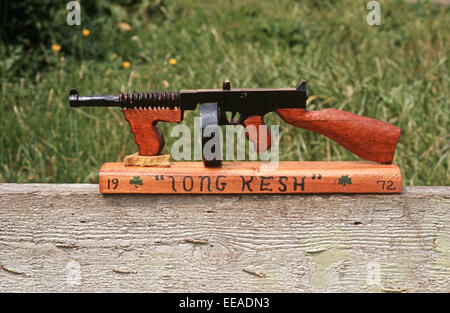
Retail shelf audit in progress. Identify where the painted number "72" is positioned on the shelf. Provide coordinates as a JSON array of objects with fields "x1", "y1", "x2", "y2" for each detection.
[{"x1": 377, "y1": 180, "x2": 396, "y2": 190}]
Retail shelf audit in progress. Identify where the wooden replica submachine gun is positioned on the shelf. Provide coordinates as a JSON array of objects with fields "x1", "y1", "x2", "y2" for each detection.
[{"x1": 69, "y1": 80, "x2": 402, "y2": 194}]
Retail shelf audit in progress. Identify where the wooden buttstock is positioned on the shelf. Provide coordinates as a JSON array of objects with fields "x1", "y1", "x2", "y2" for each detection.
[
  {"x1": 121, "y1": 109, "x2": 182, "y2": 156},
  {"x1": 276, "y1": 108, "x2": 401, "y2": 164}
]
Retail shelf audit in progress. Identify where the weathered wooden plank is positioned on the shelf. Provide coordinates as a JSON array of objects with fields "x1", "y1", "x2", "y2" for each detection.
[{"x1": 0, "y1": 184, "x2": 448, "y2": 292}]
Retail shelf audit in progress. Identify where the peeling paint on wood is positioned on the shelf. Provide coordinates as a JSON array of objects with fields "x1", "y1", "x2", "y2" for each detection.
[{"x1": 0, "y1": 184, "x2": 448, "y2": 292}]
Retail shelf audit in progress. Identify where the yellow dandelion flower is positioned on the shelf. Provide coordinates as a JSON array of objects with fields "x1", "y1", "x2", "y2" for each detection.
[
  {"x1": 118, "y1": 22, "x2": 131, "y2": 31},
  {"x1": 169, "y1": 58, "x2": 177, "y2": 65},
  {"x1": 122, "y1": 61, "x2": 131, "y2": 69},
  {"x1": 51, "y1": 44, "x2": 61, "y2": 52},
  {"x1": 82, "y1": 29, "x2": 90, "y2": 36}
]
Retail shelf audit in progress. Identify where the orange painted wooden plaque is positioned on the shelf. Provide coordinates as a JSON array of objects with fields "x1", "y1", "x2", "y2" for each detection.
[{"x1": 99, "y1": 161, "x2": 402, "y2": 194}]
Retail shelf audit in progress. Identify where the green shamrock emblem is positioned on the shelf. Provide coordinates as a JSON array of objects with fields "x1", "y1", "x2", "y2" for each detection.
[
  {"x1": 338, "y1": 175, "x2": 352, "y2": 187},
  {"x1": 129, "y1": 176, "x2": 143, "y2": 188}
]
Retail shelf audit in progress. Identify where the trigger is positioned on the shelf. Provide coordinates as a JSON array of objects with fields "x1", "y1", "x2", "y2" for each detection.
[
  {"x1": 243, "y1": 115, "x2": 271, "y2": 153},
  {"x1": 230, "y1": 111, "x2": 238, "y2": 124}
]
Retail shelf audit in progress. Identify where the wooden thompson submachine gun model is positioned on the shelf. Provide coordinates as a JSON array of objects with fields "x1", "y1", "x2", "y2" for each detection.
[{"x1": 69, "y1": 80, "x2": 402, "y2": 194}]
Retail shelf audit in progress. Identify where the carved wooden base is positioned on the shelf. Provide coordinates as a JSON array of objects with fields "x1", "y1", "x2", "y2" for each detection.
[{"x1": 99, "y1": 161, "x2": 402, "y2": 194}]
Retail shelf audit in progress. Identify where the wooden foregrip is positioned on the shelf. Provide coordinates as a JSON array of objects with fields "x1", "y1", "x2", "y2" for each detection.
[
  {"x1": 121, "y1": 109, "x2": 182, "y2": 156},
  {"x1": 276, "y1": 108, "x2": 401, "y2": 164},
  {"x1": 243, "y1": 115, "x2": 271, "y2": 153}
]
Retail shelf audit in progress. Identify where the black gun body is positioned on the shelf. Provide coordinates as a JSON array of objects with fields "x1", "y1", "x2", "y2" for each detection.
[
  {"x1": 180, "y1": 88, "x2": 306, "y2": 113},
  {"x1": 70, "y1": 88, "x2": 307, "y2": 116}
]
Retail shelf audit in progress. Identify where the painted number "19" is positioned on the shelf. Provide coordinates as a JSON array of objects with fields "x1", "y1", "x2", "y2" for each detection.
[{"x1": 107, "y1": 178, "x2": 119, "y2": 190}]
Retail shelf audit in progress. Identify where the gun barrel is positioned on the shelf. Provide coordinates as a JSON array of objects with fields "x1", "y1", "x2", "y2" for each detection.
[
  {"x1": 69, "y1": 94, "x2": 121, "y2": 108},
  {"x1": 69, "y1": 89, "x2": 182, "y2": 108}
]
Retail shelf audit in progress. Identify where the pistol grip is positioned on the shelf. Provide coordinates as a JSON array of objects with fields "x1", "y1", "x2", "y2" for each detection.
[
  {"x1": 121, "y1": 109, "x2": 182, "y2": 156},
  {"x1": 243, "y1": 115, "x2": 271, "y2": 153}
]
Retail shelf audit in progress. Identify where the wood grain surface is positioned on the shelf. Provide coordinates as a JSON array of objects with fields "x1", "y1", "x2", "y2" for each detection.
[
  {"x1": 276, "y1": 108, "x2": 401, "y2": 164},
  {"x1": 99, "y1": 161, "x2": 402, "y2": 194},
  {"x1": 121, "y1": 108, "x2": 182, "y2": 156},
  {"x1": 0, "y1": 184, "x2": 448, "y2": 292}
]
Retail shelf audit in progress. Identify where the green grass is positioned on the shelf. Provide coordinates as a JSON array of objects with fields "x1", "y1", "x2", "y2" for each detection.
[{"x1": 0, "y1": 0, "x2": 448, "y2": 185}]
